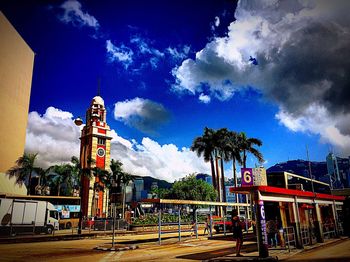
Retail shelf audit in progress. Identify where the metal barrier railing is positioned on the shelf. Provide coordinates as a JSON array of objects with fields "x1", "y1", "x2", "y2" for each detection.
[
  {"x1": 337, "y1": 221, "x2": 344, "y2": 236},
  {"x1": 157, "y1": 210, "x2": 198, "y2": 245},
  {"x1": 322, "y1": 223, "x2": 335, "y2": 239},
  {"x1": 283, "y1": 226, "x2": 296, "y2": 252},
  {"x1": 300, "y1": 226, "x2": 310, "y2": 246}
]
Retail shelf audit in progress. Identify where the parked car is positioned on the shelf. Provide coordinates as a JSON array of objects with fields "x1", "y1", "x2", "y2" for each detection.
[{"x1": 213, "y1": 215, "x2": 251, "y2": 233}]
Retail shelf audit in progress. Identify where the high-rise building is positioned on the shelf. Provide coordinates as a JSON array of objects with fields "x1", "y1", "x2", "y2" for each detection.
[
  {"x1": 0, "y1": 12, "x2": 34, "y2": 174},
  {"x1": 79, "y1": 96, "x2": 112, "y2": 217},
  {"x1": 133, "y1": 178, "x2": 144, "y2": 201}
]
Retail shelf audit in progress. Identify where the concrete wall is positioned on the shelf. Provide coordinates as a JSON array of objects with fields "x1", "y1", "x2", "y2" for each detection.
[{"x1": 0, "y1": 12, "x2": 34, "y2": 173}]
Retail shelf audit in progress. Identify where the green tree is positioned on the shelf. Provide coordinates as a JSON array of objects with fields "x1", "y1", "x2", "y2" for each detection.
[
  {"x1": 225, "y1": 131, "x2": 243, "y2": 189},
  {"x1": 191, "y1": 127, "x2": 217, "y2": 192},
  {"x1": 214, "y1": 128, "x2": 230, "y2": 204},
  {"x1": 169, "y1": 174, "x2": 217, "y2": 218},
  {"x1": 151, "y1": 187, "x2": 171, "y2": 199},
  {"x1": 70, "y1": 156, "x2": 94, "y2": 187},
  {"x1": 35, "y1": 167, "x2": 51, "y2": 195},
  {"x1": 48, "y1": 163, "x2": 75, "y2": 196},
  {"x1": 239, "y1": 132, "x2": 264, "y2": 168},
  {"x1": 6, "y1": 153, "x2": 38, "y2": 195}
]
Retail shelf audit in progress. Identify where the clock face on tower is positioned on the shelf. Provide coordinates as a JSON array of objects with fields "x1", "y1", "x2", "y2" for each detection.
[{"x1": 97, "y1": 148, "x2": 105, "y2": 157}]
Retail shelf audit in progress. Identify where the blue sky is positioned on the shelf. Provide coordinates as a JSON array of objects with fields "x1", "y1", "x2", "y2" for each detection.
[{"x1": 2, "y1": 0, "x2": 350, "y2": 182}]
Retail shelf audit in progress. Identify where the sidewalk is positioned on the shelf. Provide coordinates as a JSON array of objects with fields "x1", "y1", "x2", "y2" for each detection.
[{"x1": 203, "y1": 237, "x2": 348, "y2": 261}]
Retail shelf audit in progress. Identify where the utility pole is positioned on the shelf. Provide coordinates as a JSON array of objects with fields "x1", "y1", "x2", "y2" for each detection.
[{"x1": 306, "y1": 145, "x2": 315, "y2": 193}]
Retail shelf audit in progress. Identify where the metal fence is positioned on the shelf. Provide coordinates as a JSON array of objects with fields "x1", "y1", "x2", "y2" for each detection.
[
  {"x1": 337, "y1": 221, "x2": 344, "y2": 236},
  {"x1": 322, "y1": 223, "x2": 336, "y2": 239},
  {"x1": 300, "y1": 226, "x2": 310, "y2": 246},
  {"x1": 283, "y1": 226, "x2": 297, "y2": 252},
  {"x1": 81, "y1": 218, "x2": 128, "y2": 232}
]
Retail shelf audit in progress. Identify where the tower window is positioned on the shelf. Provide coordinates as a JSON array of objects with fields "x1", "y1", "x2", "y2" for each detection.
[{"x1": 98, "y1": 138, "x2": 106, "y2": 145}]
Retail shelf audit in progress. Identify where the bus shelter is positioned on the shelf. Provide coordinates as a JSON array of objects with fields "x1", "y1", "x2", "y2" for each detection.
[{"x1": 230, "y1": 185, "x2": 345, "y2": 257}]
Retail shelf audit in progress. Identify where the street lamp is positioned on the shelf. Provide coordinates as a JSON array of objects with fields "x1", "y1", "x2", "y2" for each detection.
[
  {"x1": 74, "y1": 117, "x2": 84, "y2": 235},
  {"x1": 110, "y1": 174, "x2": 118, "y2": 248}
]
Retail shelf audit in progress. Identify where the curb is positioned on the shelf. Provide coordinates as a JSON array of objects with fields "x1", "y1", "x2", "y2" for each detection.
[
  {"x1": 203, "y1": 256, "x2": 278, "y2": 262},
  {"x1": 95, "y1": 245, "x2": 138, "y2": 251}
]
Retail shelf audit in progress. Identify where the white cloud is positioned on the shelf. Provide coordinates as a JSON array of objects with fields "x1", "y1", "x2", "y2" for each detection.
[
  {"x1": 130, "y1": 36, "x2": 164, "y2": 57},
  {"x1": 114, "y1": 97, "x2": 170, "y2": 133},
  {"x1": 214, "y1": 16, "x2": 220, "y2": 27},
  {"x1": 25, "y1": 107, "x2": 209, "y2": 182},
  {"x1": 110, "y1": 137, "x2": 210, "y2": 182},
  {"x1": 166, "y1": 45, "x2": 190, "y2": 61},
  {"x1": 198, "y1": 93, "x2": 211, "y2": 104},
  {"x1": 25, "y1": 107, "x2": 81, "y2": 168},
  {"x1": 276, "y1": 104, "x2": 350, "y2": 155},
  {"x1": 59, "y1": 0, "x2": 99, "y2": 29},
  {"x1": 171, "y1": 0, "x2": 350, "y2": 156},
  {"x1": 106, "y1": 40, "x2": 133, "y2": 68}
]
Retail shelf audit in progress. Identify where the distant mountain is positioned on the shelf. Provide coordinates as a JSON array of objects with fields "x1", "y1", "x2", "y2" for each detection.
[
  {"x1": 267, "y1": 158, "x2": 350, "y2": 188},
  {"x1": 267, "y1": 159, "x2": 327, "y2": 180}
]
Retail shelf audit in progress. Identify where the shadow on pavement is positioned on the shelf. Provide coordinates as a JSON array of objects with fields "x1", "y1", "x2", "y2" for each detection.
[
  {"x1": 176, "y1": 243, "x2": 257, "y2": 260},
  {"x1": 284, "y1": 258, "x2": 350, "y2": 262}
]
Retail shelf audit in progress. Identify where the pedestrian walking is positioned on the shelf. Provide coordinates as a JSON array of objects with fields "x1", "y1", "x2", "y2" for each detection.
[
  {"x1": 203, "y1": 214, "x2": 211, "y2": 236},
  {"x1": 231, "y1": 209, "x2": 243, "y2": 257},
  {"x1": 266, "y1": 219, "x2": 278, "y2": 247},
  {"x1": 190, "y1": 220, "x2": 196, "y2": 238}
]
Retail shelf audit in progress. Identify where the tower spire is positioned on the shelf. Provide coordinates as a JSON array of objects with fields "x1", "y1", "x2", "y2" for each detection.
[{"x1": 97, "y1": 78, "x2": 101, "y2": 97}]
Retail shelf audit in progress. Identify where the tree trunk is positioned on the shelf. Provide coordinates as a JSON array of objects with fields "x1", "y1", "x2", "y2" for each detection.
[
  {"x1": 215, "y1": 155, "x2": 221, "y2": 217},
  {"x1": 210, "y1": 157, "x2": 216, "y2": 190},
  {"x1": 209, "y1": 156, "x2": 218, "y2": 215},
  {"x1": 27, "y1": 169, "x2": 33, "y2": 195},
  {"x1": 215, "y1": 156, "x2": 221, "y2": 201},
  {"x1": 233, "y1": 158, "x2": 238, "y2": 203},
  {"x1": 122, "y1": 185, "x2": 126, "y2": 219},
  {"x1": 220, "y1": 156, "x2": 227, "y2": 215},
  {"x1": 243, "y1": 150, "x2": 247, "y2": 168}
]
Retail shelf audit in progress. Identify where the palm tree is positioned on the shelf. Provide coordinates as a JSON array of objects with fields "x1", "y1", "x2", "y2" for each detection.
[
  {"x1": 214, "y1": 128, "x2": 231, "y2": 204},
  {"x1": 6, "y1": 153, "x2": 38, "y2": 195},
  {"x1": 71, "y1": 156, "x2": 93, "y2": 188},
  {"x1": 35, "y1": 167, "x2": 51, "y2": 195},
  {"x1": 225, "y1": 131, "x2": 243, "y2": 188},
  {"x1": 110, "y1": 159, "x2": 124, "y2": 193},
  {"x1": 49, "y1": 163, "x2": 74, "y2": 196},
  {"x1": 191, "y1": 127, "x2": 217, "y2": 191},
  {"x1": 239, "y1": 132, "x2": 264, "y2": 168}
]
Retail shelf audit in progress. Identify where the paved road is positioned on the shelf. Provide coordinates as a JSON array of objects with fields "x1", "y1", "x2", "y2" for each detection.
[
  {"x1": 284, "y1": 238, "x2": 350, "y2": 262},
  {"x1": 0, "y1": 234, "x2": 255, "y2": 262}
]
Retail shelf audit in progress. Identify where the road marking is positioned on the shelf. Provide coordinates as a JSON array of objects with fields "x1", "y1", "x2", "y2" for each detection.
[
  {"x1": 180, "y1": 243, "x2": 200, "y2": 247},
  {"x1": 112, "y1": 251, "x2": 124, "y2": 261},
  {"x1": 99, "y1": 251, "x2": 115, "y2": 262}
]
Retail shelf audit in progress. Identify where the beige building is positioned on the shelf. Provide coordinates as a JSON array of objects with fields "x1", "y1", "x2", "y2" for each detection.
[{"x1": 0, "y1": 12, "x2": 34, "y2": 194}]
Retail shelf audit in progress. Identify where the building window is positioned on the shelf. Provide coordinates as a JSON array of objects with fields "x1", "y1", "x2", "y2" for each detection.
[{"x1": 98, "y1": 138, "x2": 106, "y2": 145}]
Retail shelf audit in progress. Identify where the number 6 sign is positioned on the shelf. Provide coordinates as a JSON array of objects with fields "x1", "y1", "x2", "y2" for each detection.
[{"x1": 241, "y1": 168, "x2": 253, "y2": 186}]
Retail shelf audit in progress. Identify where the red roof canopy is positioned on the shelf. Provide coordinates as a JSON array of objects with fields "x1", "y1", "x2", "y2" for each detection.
[{"x1": 230, "y1": 185, "x2": 345, "y2": 201}]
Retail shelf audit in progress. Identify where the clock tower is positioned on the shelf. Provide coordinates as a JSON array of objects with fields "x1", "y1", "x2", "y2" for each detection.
[{"x1": 79, "y1": 95, "x2": 112, "y2": 217}]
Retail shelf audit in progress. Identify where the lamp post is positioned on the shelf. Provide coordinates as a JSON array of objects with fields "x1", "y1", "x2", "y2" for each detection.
[
  {"x1": 110, "y1": 174, "x2": 118, "y2": 248},
  {"x1": 74, "y1": 117, "x2": 84, "y2": 235}
]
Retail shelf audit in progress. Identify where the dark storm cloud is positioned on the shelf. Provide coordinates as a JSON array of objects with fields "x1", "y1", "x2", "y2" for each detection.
[
  {"x1": 172, "y1": 0, "x2": 350, "y2": 153},
  {"x1": 261, "y1": 20, "x2": 350, "y2": 119},
  {"x1": 114, "y1": 97, "x2": 170, "y2": 134}
]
